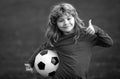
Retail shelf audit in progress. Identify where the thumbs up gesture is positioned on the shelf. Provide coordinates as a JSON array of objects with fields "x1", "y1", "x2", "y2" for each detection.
[{"x1": 86, "y1": 19, "x2": 95, "y2": 35}]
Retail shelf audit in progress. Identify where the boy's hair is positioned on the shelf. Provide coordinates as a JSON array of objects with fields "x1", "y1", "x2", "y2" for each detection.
[{"x1": 46, "y1": 3, "x2": 86, "y2": 43}]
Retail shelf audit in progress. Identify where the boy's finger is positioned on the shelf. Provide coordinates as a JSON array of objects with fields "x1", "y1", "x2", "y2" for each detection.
[
  {"x1": 24, "y1": 63, "x2": 30, "y2": 66},
  {"x1": 89, "y1": 19, "x2": 92, "y2": 27},
  {"x1": 86, "y1": 27, "x2": 91, "y2": 31}
]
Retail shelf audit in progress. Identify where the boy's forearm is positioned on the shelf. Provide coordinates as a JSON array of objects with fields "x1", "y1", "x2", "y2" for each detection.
[
  {"x1": 27, "y1": 46, "x2": 42, "y2": 68},
  {"x1": 26, "y1": 41, "x2": 54, "y2": 68},
  {"x1": 93, "y1": 25, "x2": 113, "y2": 47}
]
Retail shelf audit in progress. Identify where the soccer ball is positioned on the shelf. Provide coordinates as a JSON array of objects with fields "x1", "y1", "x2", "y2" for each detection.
[{"x1": 34, "y1": 49, "x2": 59, "y2": 77}]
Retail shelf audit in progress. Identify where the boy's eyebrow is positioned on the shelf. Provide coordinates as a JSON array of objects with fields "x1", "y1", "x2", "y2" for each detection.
[{"x1": 60, "y1": 14, "x2": 72, "y2": 18}]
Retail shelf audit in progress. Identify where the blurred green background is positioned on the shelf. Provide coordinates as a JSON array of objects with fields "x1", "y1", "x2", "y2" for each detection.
[{"x1": 0, "y1": 0, "x2": 120, "y2": 79}]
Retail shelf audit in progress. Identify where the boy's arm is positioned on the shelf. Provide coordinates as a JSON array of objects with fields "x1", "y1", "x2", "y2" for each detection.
[
  {"x1": 93, "y1": 25, "x2": 113, "y2": 47},
  {"x1": 26, "y1": 41, "x2": 54, "y2": 68}
]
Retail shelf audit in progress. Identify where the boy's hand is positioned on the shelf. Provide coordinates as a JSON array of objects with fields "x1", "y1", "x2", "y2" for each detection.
[
  {"x1": 24, "y1": 63, "x2": 34, "y2": 73},
  {"x1": 86, "y1": 19, "x2": 95, "y2": 35}
]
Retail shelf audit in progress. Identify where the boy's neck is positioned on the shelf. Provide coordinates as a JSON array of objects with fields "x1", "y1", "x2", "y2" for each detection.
[{"x1": 63, "y1": 30, "x2": 74, "y2": 35}]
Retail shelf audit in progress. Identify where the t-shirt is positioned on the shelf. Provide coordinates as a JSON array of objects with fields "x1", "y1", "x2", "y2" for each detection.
[{"x1": 27, "y1": 26, "x2": 113, "y2": 79}]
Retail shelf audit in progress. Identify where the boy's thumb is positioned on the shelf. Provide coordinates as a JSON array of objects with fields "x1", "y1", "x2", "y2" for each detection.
[{"x1": 89, "y1": 19, "x2": 92, "y2": 27}]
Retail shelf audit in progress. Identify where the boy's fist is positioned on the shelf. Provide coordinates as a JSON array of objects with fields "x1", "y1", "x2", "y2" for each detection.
[
  {"x1": 86, "y1": 19, "x2": 95, "y2": 35},
  {"x1": 24, "y1": 63, "x2": 34, "y2": 73}
]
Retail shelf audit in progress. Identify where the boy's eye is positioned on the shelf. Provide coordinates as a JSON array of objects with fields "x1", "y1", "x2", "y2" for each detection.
[
  {"x1": 58, "y1": 19, "x2": 64, "y2": 22},
  {"x1": 67, "y1": 18, "x2": 71, "y2": 20}
]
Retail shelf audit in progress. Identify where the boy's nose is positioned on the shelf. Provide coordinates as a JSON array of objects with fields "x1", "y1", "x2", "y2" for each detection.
[{"x1": 64, "y1": 19, "x2": 69, "y2": 25}]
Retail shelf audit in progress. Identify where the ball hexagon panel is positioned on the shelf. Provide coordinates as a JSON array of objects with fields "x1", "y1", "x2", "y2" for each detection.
[
  {"x1": 51, "y1": 57, "x2": 59, "y2": 65},
  {"x1": 40, "y1": 50, "x2": 48, "y2": 56},
  {"x1": 38, "y1": 62, "x2": 45, "y2": 70},
  {"x1": 48, "y1": 71, "x2": 56, "y2": 76}
]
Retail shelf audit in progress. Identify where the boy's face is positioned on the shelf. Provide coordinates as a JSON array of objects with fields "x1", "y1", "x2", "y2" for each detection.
[{"x1": 57, "y1": 14, "x2": 75, "y2": 35}]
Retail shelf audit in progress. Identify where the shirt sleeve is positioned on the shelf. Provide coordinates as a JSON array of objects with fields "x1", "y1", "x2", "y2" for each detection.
[
  {"x1": 26, "y1": 41, "x2": 54, "y2": 68},
  {"x1": 93, "y1": 25, "x2": 113, "y2": 47}
]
